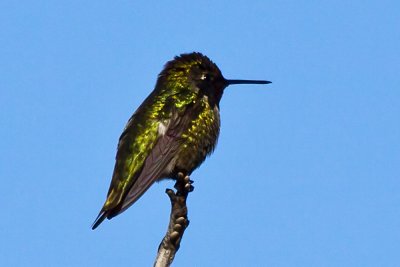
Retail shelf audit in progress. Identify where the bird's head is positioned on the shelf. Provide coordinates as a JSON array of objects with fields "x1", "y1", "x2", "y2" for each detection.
[{"x1": 158, "y1": 52, "x2": 270, "y2": 105}]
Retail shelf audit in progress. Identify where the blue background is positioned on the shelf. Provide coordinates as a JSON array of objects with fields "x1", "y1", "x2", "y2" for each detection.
[{"x1": 1, "y1": 1, "x2": 399, "y2": 266}]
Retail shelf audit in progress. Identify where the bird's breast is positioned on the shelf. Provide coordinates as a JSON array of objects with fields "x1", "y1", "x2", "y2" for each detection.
[{"x1": 171, "y1": 98, "x2": 220, "y2": 174}]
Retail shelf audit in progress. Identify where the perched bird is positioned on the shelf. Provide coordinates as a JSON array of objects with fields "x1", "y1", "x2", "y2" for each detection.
[{"x1": 92, "y1": 52, "x2": 270, "y2": 229}]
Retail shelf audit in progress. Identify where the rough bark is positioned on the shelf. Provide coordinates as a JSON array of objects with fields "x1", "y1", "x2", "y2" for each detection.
[{"x1": 154, "y1": 173, "x2": 193, "y2": 267}]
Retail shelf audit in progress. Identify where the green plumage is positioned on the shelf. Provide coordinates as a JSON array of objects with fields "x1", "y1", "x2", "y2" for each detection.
[{"x1": 92, "y1": 52, "x2": 270, "y2": 229}]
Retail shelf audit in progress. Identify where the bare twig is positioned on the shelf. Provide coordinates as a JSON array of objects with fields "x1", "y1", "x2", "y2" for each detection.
[{"x1": 154, "y1": 173, "x2": 193, "y2": 267}]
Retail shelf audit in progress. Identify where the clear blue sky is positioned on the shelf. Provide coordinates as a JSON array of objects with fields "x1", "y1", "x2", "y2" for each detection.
[{"x1": 1, "y1": 1, "x2": 399, "y2": 266}]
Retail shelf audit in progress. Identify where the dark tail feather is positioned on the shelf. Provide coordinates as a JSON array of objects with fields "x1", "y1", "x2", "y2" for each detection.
[{"x1": 92, "y1": 211, "x2": 108, "y2": 230}]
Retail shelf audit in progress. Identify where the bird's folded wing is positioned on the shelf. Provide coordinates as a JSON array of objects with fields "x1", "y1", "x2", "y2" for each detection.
[
  {"x1": 115, "y1": 131, "x2": 181, "y2": 215},
  {"x1": 113, "y1": 108, "x2": 195, "y2": 216}
]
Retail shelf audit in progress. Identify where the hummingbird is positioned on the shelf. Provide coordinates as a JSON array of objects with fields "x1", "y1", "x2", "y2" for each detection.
[{"x1": 92, "y1": 52, "x2": 271, "y2": 229}]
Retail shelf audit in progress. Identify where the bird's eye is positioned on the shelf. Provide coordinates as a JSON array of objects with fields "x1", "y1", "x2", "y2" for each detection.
[{"x1": 200, "y1": 73, "x2": 210, "y2": 81}]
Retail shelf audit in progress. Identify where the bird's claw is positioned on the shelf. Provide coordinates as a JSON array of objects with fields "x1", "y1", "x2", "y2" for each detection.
[{"x1": 176, "y1": 172, "x2": 194, "y2": 193}]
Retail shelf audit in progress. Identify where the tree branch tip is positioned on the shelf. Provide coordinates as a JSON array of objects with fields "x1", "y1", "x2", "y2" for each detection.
[
  {"x1": 165, "y1": 188, "x2": 176, "y2": 199},
  {"x1": 165, "y1": 188, "x2": 173, "y2": 194},
  {"x1": 154, "y1": 173, "x2": 193, "y2": 267}
]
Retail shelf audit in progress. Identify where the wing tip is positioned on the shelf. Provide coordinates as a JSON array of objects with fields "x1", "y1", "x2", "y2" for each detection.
[{"x1": 91, "y1": 211, "x2": 108, "y2": 230}]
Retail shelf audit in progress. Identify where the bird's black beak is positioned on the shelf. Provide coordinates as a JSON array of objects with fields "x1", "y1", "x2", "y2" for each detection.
[{"x1": 226, "y1": 79, "x2": 271, "y2": 86}]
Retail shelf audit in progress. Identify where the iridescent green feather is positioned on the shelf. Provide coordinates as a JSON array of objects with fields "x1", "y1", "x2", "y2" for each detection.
[
  {"x1": 103, "y1": 63, "x2": 200, "y2": 210},
  {"x1": 92, "y1": 52, "x2": 241, "y2": 230}
]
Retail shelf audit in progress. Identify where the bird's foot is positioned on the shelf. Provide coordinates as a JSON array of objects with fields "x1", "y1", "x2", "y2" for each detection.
[{"x1": 175, "y1": 172, "x2": 194, "y2": 193}]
